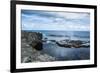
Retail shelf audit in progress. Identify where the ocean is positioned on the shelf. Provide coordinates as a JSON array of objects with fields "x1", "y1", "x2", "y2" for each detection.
[{"x1": 23, "y1": 30, "x2": 90, "y2": 61}]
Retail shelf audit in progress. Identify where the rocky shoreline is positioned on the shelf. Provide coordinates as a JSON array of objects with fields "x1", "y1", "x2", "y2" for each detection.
[
  {"x1": 21, "y1": 31, "x2": 56, "y2": 63},
  {"x1": 56, "y1": 40, "x2": 90, "y2": 48},
  {"x1": 43, "y1": 39, "x2": 90, "y2": 48},
  {"x1": 21, "y1": 31, "x2": 90, "y2": 63}
]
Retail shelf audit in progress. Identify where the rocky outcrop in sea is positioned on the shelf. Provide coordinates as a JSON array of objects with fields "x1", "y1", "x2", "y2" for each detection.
[{"x1": 56, "y1": 40, "x2": 90, "y2": 48}]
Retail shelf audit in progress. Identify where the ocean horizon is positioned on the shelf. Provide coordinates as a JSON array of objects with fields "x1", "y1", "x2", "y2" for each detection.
[{"x1": 22, "y1": 30, "x2": 90, "y2": 41}]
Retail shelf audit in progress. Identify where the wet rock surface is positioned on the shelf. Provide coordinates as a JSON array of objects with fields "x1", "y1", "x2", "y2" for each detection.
[
  {"x1": 21, "y1": 31, "x2": 43, "y2": 50},
  {"x1": 21, "y1": 31, "x2": 56, "y2": 63},
  {"x1": 55, "y1": 40, "x2": 90, "y2": 48}
]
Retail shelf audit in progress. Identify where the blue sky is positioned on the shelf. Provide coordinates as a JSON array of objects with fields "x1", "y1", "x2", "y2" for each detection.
[{"x1": 21, "y1": 10, "x2": 90, "y2": 31}]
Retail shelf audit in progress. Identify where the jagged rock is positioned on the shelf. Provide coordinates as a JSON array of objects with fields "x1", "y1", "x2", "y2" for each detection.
[
  {"x1": 21, "y1": 31, "x2": 56, "y2": 63},
  {"x1": 56, "y1": 40, "x2": 90, "y2": 48},
  {"x1": 22, "y1": 56, "x2": 32, "y2": 63},
  {"x1": 21, "y1": 31, "x2": 43, "y2": 50}
]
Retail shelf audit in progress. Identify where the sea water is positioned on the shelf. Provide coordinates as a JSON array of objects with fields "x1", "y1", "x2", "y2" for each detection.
[{"x1": 23, "y1": 30, "x2": 90, "y2": 60}]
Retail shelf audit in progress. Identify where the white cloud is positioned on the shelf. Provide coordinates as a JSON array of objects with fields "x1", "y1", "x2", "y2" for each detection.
[
  {"x1": 22, "y1": 23, "x2": 90, "y2": 31},
  {"x1": 21, "y1": 10, "x2": 90, "y2": 31},
  {"x1": 54, "y1": 12, "x2": 89, "y2": 19}
]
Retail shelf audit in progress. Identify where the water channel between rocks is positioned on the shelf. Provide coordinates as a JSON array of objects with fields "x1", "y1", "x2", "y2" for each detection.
[{"x1": 42, "y1": 42, "x2": 90, "y2": 61}]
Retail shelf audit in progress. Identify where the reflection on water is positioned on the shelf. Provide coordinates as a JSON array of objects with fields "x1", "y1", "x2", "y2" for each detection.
[
  {"x1": 25, "y1": 30, "x2": 90, "y2": 61},
  {"x1": 41, "y1": 30, "x2": 90, "y2": 61},
  {"x1": 42, "y1": 42, "x2": 90, "y2": 61}
]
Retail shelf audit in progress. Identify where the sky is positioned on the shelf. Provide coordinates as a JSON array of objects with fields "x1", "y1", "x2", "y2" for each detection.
[{"x1": 21, "y1": 10, "x2": 90, "y2": 31}]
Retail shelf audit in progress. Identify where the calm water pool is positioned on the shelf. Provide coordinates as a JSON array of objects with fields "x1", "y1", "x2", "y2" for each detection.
[{"x1": 42, "y1": 42, "x2": 90, "y2": 61}]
